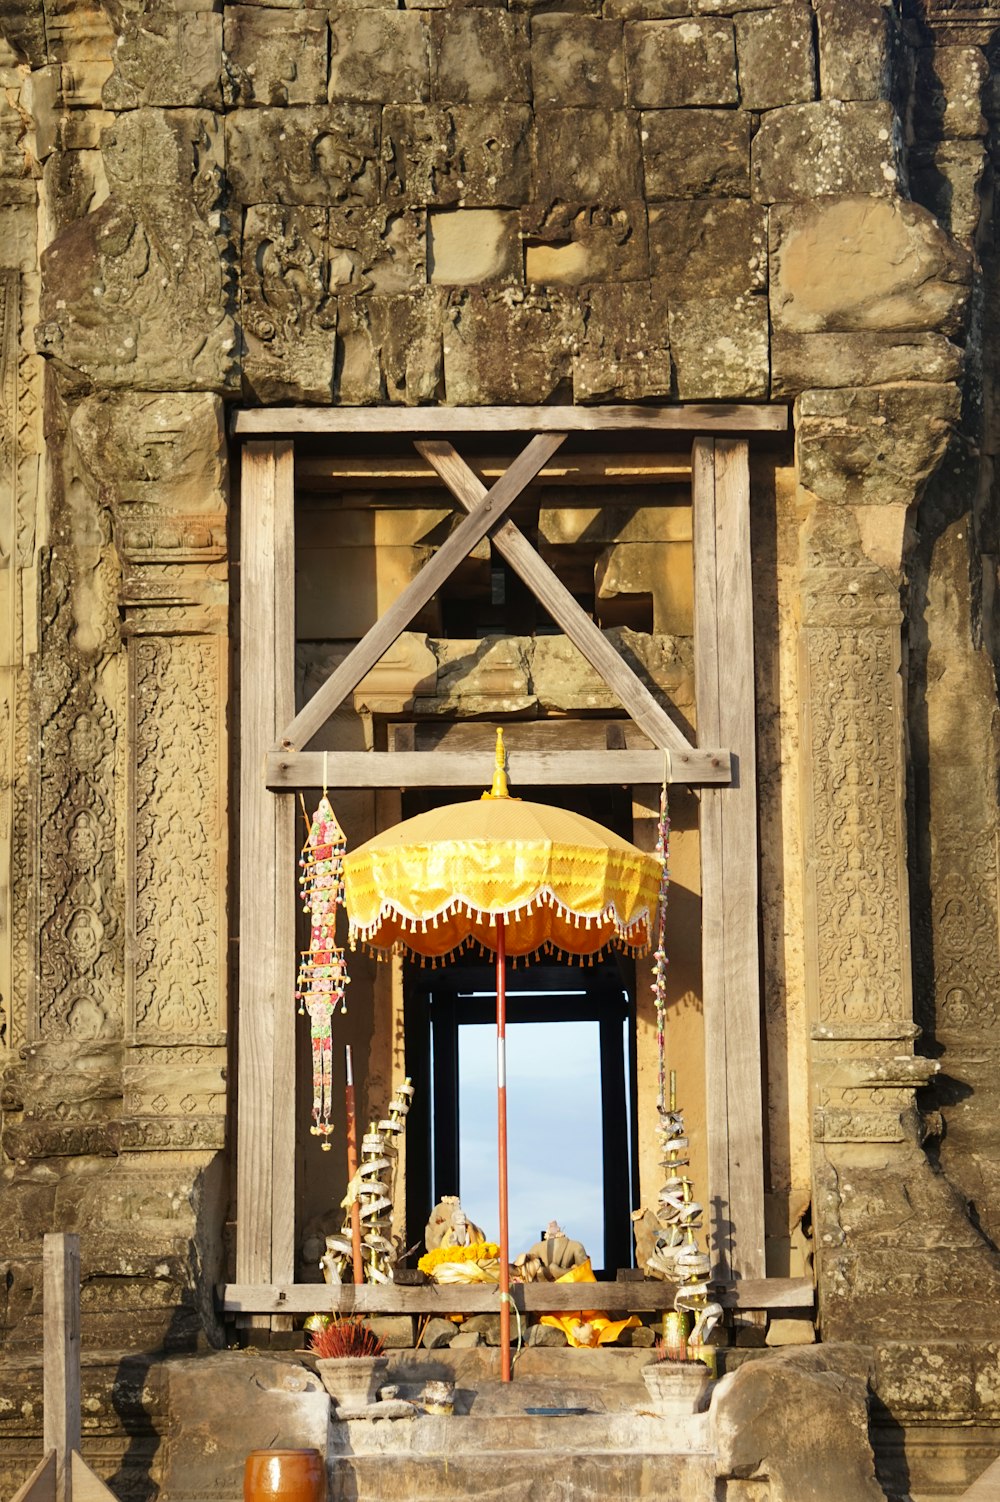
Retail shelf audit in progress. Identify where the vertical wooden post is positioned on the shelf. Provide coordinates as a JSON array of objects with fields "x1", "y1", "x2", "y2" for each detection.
[
  {"x1": 237, "y1": 442, "x2": 297, "y2": 1328},
  {"x1": 43, "y1": 1232, "x2": 80, "y2": 1502},
  {"x1": 693, "y1": 438, "x2": 766, "y2": 1281}
]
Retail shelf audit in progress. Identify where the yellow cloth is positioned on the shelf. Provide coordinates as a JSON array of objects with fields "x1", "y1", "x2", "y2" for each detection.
[
  {"x1": 538, "y1": 1259, "x2": 642, "y2": 1349},
  {"x1": 344, "y1": 799, "x2": 660, "y2": 960}
]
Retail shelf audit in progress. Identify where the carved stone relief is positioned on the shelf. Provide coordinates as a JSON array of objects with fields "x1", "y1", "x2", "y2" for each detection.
[
  {"x1": 129, "y1": 634, "x2": 226, "y2": 1044},
  {"x1": 802, "y1": 623, "x2": 909, "y2": 1029}
]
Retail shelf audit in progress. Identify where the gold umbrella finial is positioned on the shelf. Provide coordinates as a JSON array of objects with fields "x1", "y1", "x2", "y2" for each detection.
[{"x1": 482, "y1": 727, "x2": 510, "y2": 800}]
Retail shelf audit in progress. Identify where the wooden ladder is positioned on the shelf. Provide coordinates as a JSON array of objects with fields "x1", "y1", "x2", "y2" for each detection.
[{"x1": 10, "y1": 1235, "x2": 119, "y2": 1502}]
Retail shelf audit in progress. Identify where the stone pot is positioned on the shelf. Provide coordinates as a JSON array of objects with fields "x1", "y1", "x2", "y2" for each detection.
[
  {"x1": 315, "y1": 1355, "x2": 388, "y2": 1411},
  {"x1": 641, "y1": 1358, "x2": 711, "y2": 1417}
]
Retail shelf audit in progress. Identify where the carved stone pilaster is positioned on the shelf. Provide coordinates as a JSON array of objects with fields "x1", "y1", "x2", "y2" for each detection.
[
  {"x1": 71, "y1": 390, "x2": 230, "y2": 1154},
  {"x1": 800, "y1": 506, "x2": 1000, "y2": 1340}
]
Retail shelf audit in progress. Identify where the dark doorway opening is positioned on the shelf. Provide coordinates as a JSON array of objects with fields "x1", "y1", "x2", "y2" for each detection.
[{"x1": 405, "y1": 958, "x2": 638, "y2": 1278}]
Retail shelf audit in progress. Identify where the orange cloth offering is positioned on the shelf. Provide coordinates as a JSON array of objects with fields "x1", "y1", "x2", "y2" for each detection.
[{"x1": 538, "y1": 1259, "x2": 641, "y2": 1349}]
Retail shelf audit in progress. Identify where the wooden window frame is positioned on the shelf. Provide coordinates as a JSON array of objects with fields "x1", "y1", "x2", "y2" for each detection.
[{"x1": 228, "y1": 404, "x2": 805, "y2": 1325}]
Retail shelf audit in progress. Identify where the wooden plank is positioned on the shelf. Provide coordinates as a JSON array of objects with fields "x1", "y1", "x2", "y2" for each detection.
[
  {"x1": 279, "y1": 432, "x2": 567, "y2": 750},
  {"x1": 233, "y1": 405, "x2": 789, "y2": 436},
  {"x1": 265, "y1": 749, "x2": 731, "y2": 790},
  {"x1": 69, "y1": 1457, "x2": 117, "y2": 1502},
  {"x1": 10, "y1": 1452, "x2": 57, "y2": 1502},
  {"x1": 270, "y1": 442, "x2": 297, "y2": 1313},
  {"x1": 237, "y1": 442, "x2": 297, "y2": 1332},
  {"x1": 43, "y1": 1233, "x2": 80, "y2": 1502},
  {"x1": 219, "y1": 1276, "x2": 813, "y2": 1315},
  {"x1": 714, "y1": 439, "x2": 765, "y2": 1280},
  {"x1": 692, "y1": 438, "x2": 731, "y2": 1282},
  {"x1": 415, "y1": 440, "x2": 695, "y2": 756},
  {"x1": 297, "y1": 453, "x2": 692, "y2": 489}
]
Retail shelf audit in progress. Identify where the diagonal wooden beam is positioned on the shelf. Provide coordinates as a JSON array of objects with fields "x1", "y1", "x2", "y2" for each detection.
[
  {"x1": 277, "y1": 431, "x2": 567, "y2": 749},
  {"x1": 415, "y1": 439, "x2": 698, "y2": 758}
]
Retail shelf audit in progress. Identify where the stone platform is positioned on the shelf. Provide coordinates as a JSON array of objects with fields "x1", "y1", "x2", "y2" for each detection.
[
  {"x1": 329, "y1": 1349, "x2": 714, "y2": 1502},
  {"x1": 156, "y1": 1348, "x2": 715, "y2": 1502}
]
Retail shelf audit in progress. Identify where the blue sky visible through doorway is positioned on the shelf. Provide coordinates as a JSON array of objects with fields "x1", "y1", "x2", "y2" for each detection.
[{"x1": 432, "y1": 990, "x2": 632, "y2": 1266}]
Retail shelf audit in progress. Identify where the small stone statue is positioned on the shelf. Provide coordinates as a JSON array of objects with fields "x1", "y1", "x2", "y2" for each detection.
[
  {"x1": 424, "y1": 1195, "x2": 486, "y2": 1251},
  {"x1": 519, "y1": 1220, "x2": 588, "y2": 1277}
]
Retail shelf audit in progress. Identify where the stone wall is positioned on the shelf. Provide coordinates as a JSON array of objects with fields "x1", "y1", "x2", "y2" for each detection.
[{"x1": 0, "y1": 0, "x2": 1000, "y2": 1493}]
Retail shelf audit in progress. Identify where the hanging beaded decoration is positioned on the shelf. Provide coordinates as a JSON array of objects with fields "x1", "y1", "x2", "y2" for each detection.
[
  {"x1": 652, "y1": 761, "x2": 671, "y2": 1111},
  {"x1": 296, "y1": 792, "x2": 351, "y2": 1149}
]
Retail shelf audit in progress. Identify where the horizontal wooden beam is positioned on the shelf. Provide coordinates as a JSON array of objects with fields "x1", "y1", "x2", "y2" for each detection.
[
  {"x1": 232, "y1": 405, "x2": 789, "y2": 437},
  {"x1": 219, "y1": 1276, "x2": 814, "y2": 1316},
  {"x1": 264, "y1": 748, "x2": 731, "y2": 790},
  {"x1": 296, "y1": 454, "x2": 692, "y2": 489}
]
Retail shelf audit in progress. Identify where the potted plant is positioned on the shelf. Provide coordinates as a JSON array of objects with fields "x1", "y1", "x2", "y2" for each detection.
[
  {"x1": 641, "y1": 1342, "x2": 712, "y2": 1418},
  {"x1": 309, "y1": 1316, "x2": 388, "y2": 1411}
]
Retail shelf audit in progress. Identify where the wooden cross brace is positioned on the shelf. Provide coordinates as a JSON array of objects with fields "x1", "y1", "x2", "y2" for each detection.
[{"x1": 275, "y1": 434, "x2": 727, "y2": 782}]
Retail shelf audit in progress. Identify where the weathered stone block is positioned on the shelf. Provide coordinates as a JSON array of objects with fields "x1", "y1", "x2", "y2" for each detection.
[
  {"x1": 914, "y1": 44, "x2": 989, "y2": 142},
  {"x1": 223, "y1": 7, "x2": 328, "y2": 106},
  {"x1": 530, "y1": 18, "x2": 625, "y2": 107},
  {"x1": 241, "y1": 204, "x2": 335, "y2": 402},
  {"x1": 624, "y1": 19, "x2": 737, "y2": 107},
  {"x1": 649, "y1": 198, "x2": 765, "y2": 295},
  {"x1": 0, "y1": 183, "x2": 40, "y2": 271},
  {"x1": 713, "y1": 1346, "x2": 885, "y2": 1502},
  {"x1": 524, "y1": 201, "x2": 648, "y2": 285},
  {"x1": 352, "y1": 208, "x2": 427, "y2": 295},
  {"x1": 795, "y1": 385, "x2": 961, "y2": 506},
  {"x1": 429, "y1": 207, "x2": 520, "y2": 284},
  {"x1": 383, "y1": 103, "x2": 532, "y2": 207},
  {"x1": 769, "y1": 197, "x2": 970, "y2": 334},
  {"x1": 669, "y1": 293, "x2": 768, "y2": 399},
  {"x1": 368, "y1": 1315, "x2": 415, "y2": 1348},
  {"x1": 431, "y1": 11, "x2": 529, "y2": 103},
  {"x1": 805, "y1": 332, "x2": 965, "y2": 402},
  {"x1": 330, "y1": 10, "x2": 430, "y2": 105},
  {"x1": 772, "y1": 330, "x2": 962, "y2": 396},
  {"x1": 159, "y1": 1356, "x2": 330, "y2": 1502},
  {"x1": 368, "y1": 288, "x2": 445, "y2": 403},
  {"x1": 37, "y1": 110, "x2": 237, "y2": 393},
  {"x1": 69, "y1": 393, "x2": 226, "y2": 520},
  {"x1": 735, "y1": 2, "x2": 815, "y2": 110},
  {"x1": 442, "y1": 288, "x2": 583, "y2": 405},
  {"x1": 648, "y1": 199, "x2": 767, "y2": 397},
  {"x1": 226, "y1": 106, "x2": 380, "y2": 205},
  {"x1": 103, "y1": 12, "x2": 222, "y2": 110},
  {"x1": 534, "y1": 108, "x2": 642, "y2": 203},
  {"x1": 815, "y1": 0, "x2": 894, "y2": 101},
  {"x1": 509, "y1": 0, "x2": 599, "y2": 14},
  {"x1": 909, "y1": 140, "x2": 984, "y2": 248},
  {"x1": 334, "y1": 295, "x2": 381, "y2": 402},
  {"x1": 605, "y1": 0, "x2": 687, "y2": 17},
  {"x1": 752, "y1": 100, "x2": 900, "y2": 201},
  {"x1": 873, "y1": 1342, "x2": 976, "y2": 1422},
  {"x1": 765, "y1": 1317, "x2": 816, "y2": 1346},
  {"x1": 596, "y1": 540, "x2": 693, "y2": 634},
  {"x1": 572, "y1": 281, "x2": 671, "y2": 402},
  {"x1": 641, "y1": 109, "x2": 750, "y2": 198}
]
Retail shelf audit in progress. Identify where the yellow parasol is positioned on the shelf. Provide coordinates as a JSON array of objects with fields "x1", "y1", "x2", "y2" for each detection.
[{"x1": 342, "y1": 729, "x2": 662, "y2": 1380}]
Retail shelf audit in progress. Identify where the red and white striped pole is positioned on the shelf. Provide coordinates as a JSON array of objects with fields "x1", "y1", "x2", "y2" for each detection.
[{"x1": 496, "y1": 915, "x2": 512, "y2": 1381}]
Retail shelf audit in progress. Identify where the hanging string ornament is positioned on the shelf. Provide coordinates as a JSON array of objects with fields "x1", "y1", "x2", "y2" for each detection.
[
  {"x1": 652, "y1": 765, "x2": 671, "y2": 1111},
  {"x1": 296, "y1": 792, "x2": 351, "y2": 1149}
]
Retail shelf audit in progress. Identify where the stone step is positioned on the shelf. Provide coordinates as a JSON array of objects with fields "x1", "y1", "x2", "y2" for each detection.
[
  {"x1": 328, "y1": 1447, "x2": 717, "y2": 1502},
  {"x1": 331, "y1": 1409, "x2": 711, "y2": 1456}
]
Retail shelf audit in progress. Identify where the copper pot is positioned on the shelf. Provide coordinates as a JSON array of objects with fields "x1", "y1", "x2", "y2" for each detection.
[{"x1": 244, "y1": 1449, "x2": 326, "y2": 1502}]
